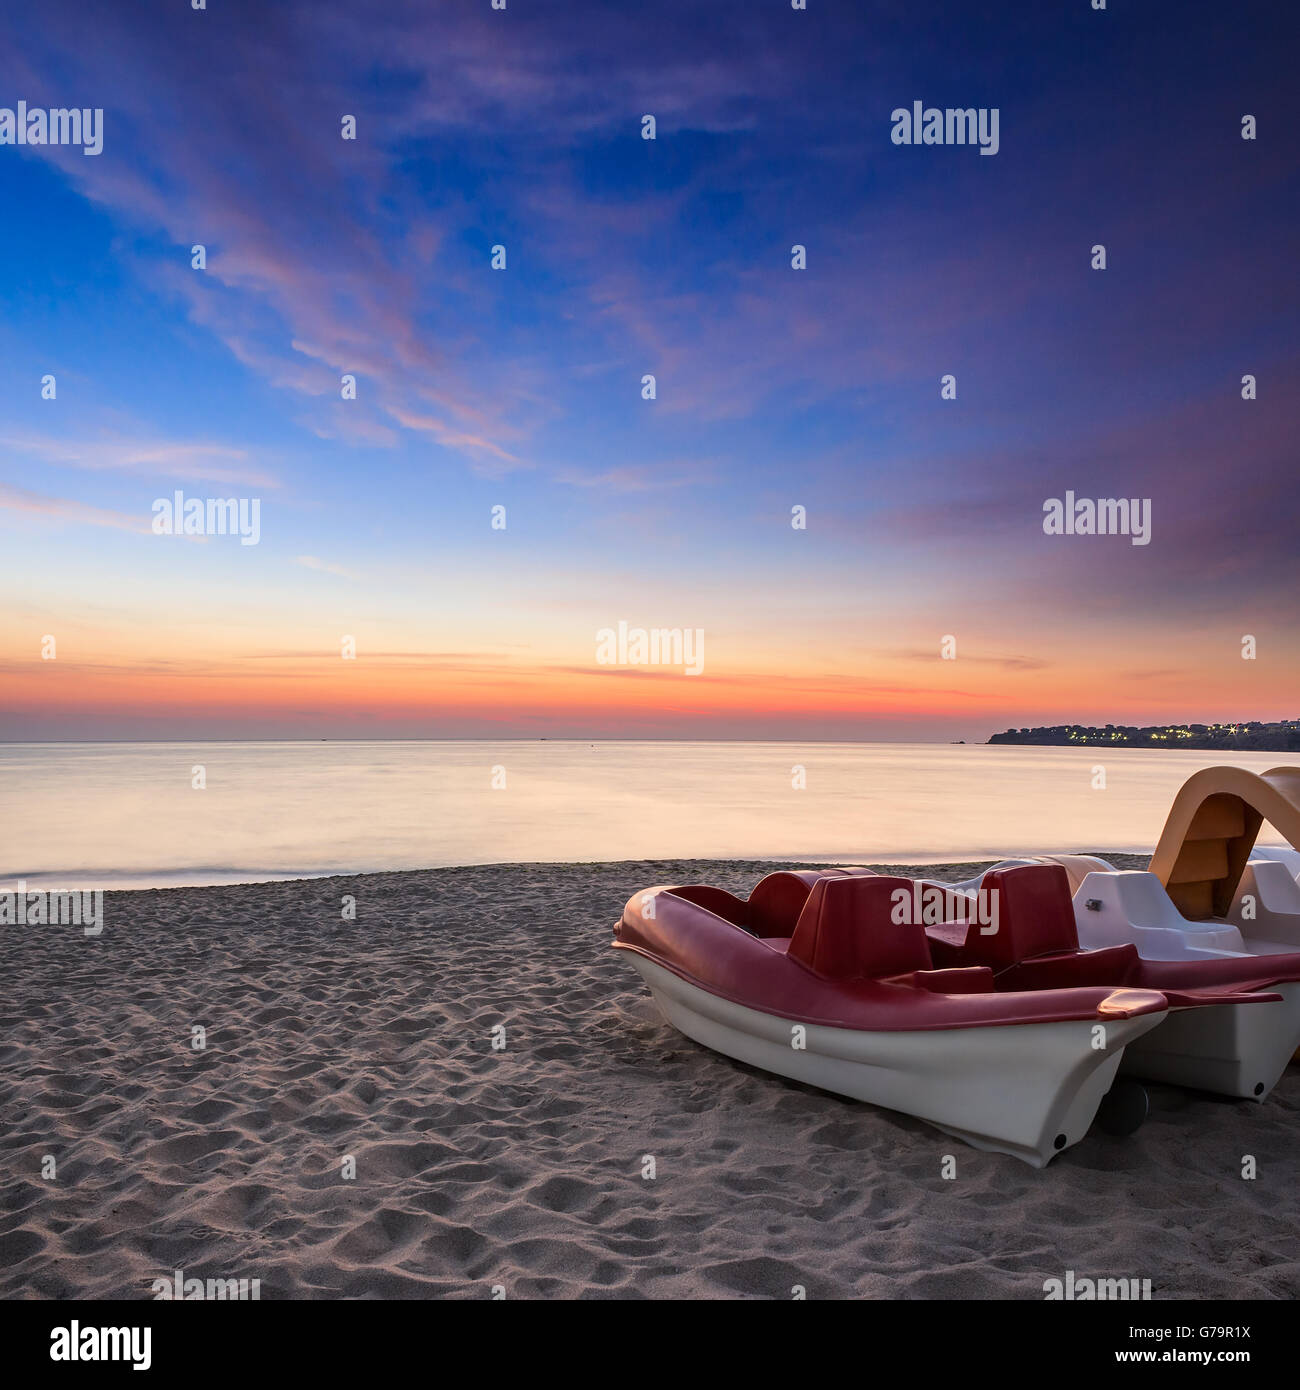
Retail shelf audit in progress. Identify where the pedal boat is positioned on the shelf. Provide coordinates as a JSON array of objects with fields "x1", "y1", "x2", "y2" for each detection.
[
  {"x1": 615, "y1": 870, "x2": 1232, "y2": 1167},
  {"x1": 921, "y1": 864, "x2": 1300, "y2": 1100}
]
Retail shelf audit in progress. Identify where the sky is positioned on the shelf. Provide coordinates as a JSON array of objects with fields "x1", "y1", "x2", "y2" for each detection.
[{"x1": 1, "y1": 0, "x2": 1297, "y2": 742}]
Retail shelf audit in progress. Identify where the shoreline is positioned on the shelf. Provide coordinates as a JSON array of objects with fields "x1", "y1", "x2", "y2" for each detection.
[{"x1": 8, "y1": 853, "x2": 1156, "y2": 896}]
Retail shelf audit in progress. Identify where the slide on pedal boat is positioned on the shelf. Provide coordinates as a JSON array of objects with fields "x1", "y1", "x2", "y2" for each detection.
[
  {"x1": 924, "y1": 863, "x2": 1300, "y2": 1100},
  {"x1": 612, "y1": 870, "x2": 1276, "y2": 1166}
]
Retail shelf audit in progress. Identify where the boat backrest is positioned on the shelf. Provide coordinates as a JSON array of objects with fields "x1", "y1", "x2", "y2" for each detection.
[
  {"x1": 1250, "y1": 846, "x2": 1300, "y2": 881},
  {"x1": 747, "y1": 871, "x2": 819, "y2": 936},
  {"x1": 968, "y1": 864, "x2": 1080, "y2": 968},
  {"x1": 747, "y1": 869, "x2": 866, "y2": 937},
  {"x1": 1104, "y1": 871, "x2": 1190, "y2": 929},
  {"x1": 788, "y1": 874, "x2": 932, "y2": 978},
  {"x1": 1246, "y1": 858, "x2": 1300, "y2": 915}
]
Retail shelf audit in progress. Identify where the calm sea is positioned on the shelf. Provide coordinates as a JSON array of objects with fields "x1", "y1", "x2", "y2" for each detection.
[{"x1": 3, "y1": 741, "x2": 1298, "y2": 890}]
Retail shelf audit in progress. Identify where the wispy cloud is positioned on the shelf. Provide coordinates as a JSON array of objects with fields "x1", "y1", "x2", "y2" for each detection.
[
  {"x1": 385, "y1": 406, "x2": 526, "y2": 472},
  {"x1": 0, "y1": 482, "x2": 151, "y2": 533},
  {"x1": 3, "y1": 434, "x2": 278, "y2": 488},
  {"x1": 886, "y1": 648, "x2": 1051, "y2": 673},
  {"x1": 294, "y1": 554, "x2": 358, "y2": 581},
  {"x1": 552, "y1": 463, "x2": 707, "y2": 493}
]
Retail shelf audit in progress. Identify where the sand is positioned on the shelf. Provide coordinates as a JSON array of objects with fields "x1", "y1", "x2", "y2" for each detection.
[{"x1": 2, "y1": 856, "x2": 1297, "y2": 1300}]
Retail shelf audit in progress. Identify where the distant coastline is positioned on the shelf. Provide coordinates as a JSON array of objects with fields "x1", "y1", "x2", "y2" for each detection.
[{"x1": 989, "y1": 721, "x2": 1300, "y2": 751}]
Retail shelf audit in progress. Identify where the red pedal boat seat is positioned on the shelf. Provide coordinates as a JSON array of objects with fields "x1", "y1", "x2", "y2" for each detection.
[{"x1": 789, "y1": 875, "x2": 932, "y2": 979}]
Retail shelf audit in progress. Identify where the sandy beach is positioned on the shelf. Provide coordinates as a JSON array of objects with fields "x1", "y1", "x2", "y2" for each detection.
[{"x1": 3, "y1": 856, "x2": 1298, "y2": 1301}]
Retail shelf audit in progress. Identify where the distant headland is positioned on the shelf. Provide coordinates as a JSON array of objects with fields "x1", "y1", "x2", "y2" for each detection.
[{"x1": 988, "y1": 721, "x2": 1300, "y2": 751}]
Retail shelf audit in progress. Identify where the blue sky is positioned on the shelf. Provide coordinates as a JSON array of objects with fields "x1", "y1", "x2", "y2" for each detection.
[{"x1": 1, "y1": 0, "x2": 1297, "y2": 739}]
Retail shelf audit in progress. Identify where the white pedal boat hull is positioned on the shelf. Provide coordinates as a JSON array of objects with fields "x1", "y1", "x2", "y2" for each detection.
[
  {"x1": 1070, "y1": 868, "x2": 1300, "y2": 1098},
  {"x1": 1117, "y1": 984, "x2": 1300, "y2": 1099},
  {"x1": 629, "y1": 954, "x2": 1164, "y2": 1167}
]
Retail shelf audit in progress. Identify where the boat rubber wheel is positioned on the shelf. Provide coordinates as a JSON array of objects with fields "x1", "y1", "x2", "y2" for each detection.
[{"x1": 1097, "y1": 1079, "x2": 1149, "y2": 1137}]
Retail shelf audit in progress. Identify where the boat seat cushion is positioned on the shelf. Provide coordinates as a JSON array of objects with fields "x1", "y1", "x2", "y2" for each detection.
[
  {"x1": 788, "y1": 875, "x2": 932, "y2": 979},
  {"x1": 996, "y1": 943, "x2": 1141, "y2": 990}
]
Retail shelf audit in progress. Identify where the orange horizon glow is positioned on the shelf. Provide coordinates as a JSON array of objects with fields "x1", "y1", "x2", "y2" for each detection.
[{"x1": 5, "y1": 636, "x2": 1297, "y2": 742}]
